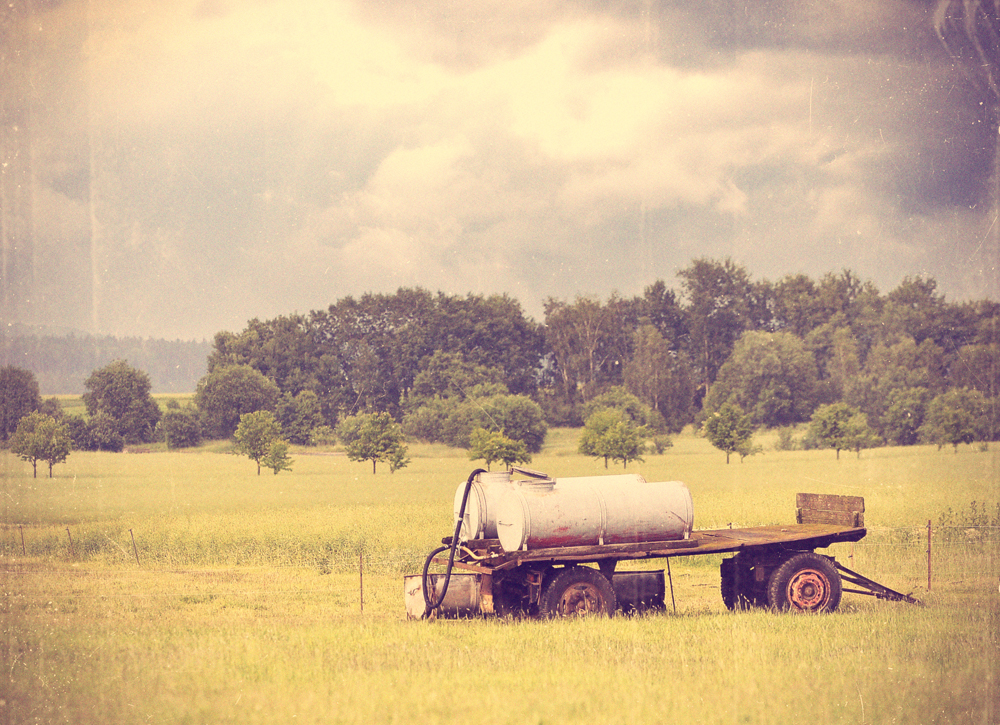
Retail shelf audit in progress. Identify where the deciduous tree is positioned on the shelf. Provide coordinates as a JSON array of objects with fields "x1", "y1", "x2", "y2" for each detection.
[
  {"x1": 261, "y1": 439, "x2": 293, "y2": 475},
  {"x1": 623, "y1": 325, "x2": 695, "y2": 433},
  {"x1": 83, "y1": 360, "x2": 161, "y2": 444},
  {"x1": 582, "y1": 386, "x2": 663, "y2": 431},
  {"x1": 843, "y1": 411, "x2": 880, "y2": 458},
  {"x1": 276, "y1": 390, "x2": 325, "y2": 445},
  {"x1": 579, "y1": 409, "x2": 647, "y2": 469},
  {"x1": 337, "y1": 412, "x2": 409, "y2": 474},
  {"x1": 196, "y1": 364, "x2": 280, "y2": 439},
  {"x1": 10, "y1": 412, "x2": 71, "y2": 478},
  {"x1": 160, "y1": 406, "x2": 203, "y2": 449},
  {"x1": 234, "y1": 411, "x2": 283, "y2": 475},
  {"x1": 919, "y1": 388, "x2": 989, "y2": 452},
  {"x1": 1, "y1": 365, "x2": 41, "y2": 442},
  {"x1": 703, "y1": 331, "x2": 820, "y2": 428},
  {"x1": 543, "y1": 294, "x2": 633, "y2": 405},
  {"x1": 703, "y1": 403, "x2": 755, "y2": 464},
  {"x1": 468, "y1": 427, "x2": 531, "y2": 470},
  {"x1": 879, "y1": 387, "x2": 930, "y2": 446},
  {"x1": 808, "y1": 403, "x2": 865, "y2": 459},
  {"x1": 678, "y1": 258, "x2": 760, "y2": 398}
]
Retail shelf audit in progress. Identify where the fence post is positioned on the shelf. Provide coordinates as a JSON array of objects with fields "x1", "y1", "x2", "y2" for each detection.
[
  {"x1": 359, "y1": 551, "x2": 364, "y2": 613},
  {"x1": 926, "y1": 519, "x2": 932, "y2": 592},
  {"x1": 20, "y1": 526, "x2": 25, "y2": 555},
  {"x1": 130, "y1": 529, "x2": 141, "y2": 566},
  {"x1": 66, "y1": 528, "x2": 75, "y2": 557}
]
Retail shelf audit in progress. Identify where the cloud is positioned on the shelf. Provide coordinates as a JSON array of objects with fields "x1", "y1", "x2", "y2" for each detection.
[{"x1": 4, "y1": 0, "x2": 996, "y2": 341}]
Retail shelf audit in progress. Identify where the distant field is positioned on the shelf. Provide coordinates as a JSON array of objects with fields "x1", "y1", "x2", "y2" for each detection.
[
  {"x1": 2, "y1": 430, "x2": 997, "y2": 724},
  {"x1": 51, "y1": 393, "x2": 194, "y2": 419}
]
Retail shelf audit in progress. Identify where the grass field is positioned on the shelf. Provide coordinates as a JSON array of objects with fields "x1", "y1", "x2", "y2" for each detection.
[{"x1": 2, "y1": 430, "x2": 998, "y2": 724}]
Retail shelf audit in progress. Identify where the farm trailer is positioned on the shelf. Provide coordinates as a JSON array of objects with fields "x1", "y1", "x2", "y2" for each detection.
[{"x1": 405, "y1": 468, "x2": 921, "y2": 619}]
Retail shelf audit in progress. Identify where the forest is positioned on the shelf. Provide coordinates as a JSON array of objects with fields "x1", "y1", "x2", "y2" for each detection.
[
  {"x1": 4, "y1": 257, "x2": 998, "y2": 453},
  {"x1": 201, "y1": 258, "x2": 999, "y2": 448},
  {"x1": 1, "y1": 327, "x2": 211, "y2": 394}
]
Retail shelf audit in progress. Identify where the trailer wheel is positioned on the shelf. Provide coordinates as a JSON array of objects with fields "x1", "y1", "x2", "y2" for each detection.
[
  {"x1": 767, "y1": 552, "x2": 842, "y2": 613},
  {"x1": 539, "y1": 566, "x2": 617, "y2": 618}
]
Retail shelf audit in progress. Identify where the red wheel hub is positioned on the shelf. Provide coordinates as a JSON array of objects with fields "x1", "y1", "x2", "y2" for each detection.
[
  {"x1": 786, "y1": 569, "x2": 831, "y2": 610},
  {"x1": 559, "y1": 583, "x2": 603, "y2": 615}
]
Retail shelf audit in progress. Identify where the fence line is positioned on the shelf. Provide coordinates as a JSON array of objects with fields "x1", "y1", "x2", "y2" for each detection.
[
  {"x1": 5, "y1": 523, "x2": 998, "y2": 579},
  {"x1": 5, "y1": 527, "x2": 997, "y2": 610}
]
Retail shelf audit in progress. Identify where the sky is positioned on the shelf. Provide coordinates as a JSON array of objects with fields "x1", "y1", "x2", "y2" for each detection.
[{"x1": 2, "y1": 0, "x2": 998, "y2": 341}]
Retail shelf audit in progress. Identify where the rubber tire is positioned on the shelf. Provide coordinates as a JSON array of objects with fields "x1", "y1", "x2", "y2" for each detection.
[
  {"x1": 539, "y1": 566, "x2": 617, "y2": 618},
  {"x1": 767, "y1": 552, "x2": 842, "y2": 613}
]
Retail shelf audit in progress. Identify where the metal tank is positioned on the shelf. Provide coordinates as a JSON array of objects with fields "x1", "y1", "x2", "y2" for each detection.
[
  {"x1": 403, "y1": 573, "x2": 482, "y2": 619},
  {"x1": 495, "y1": 474, "x2": 693, "y2": 552},
  {"x1": 453, "y1": 470, "x2": 547, "y2": 541}
]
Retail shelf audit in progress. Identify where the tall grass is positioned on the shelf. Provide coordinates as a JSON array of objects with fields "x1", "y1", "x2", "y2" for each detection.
[
  {"x1": 3, "y1": 559, "x2": 996, "y2": 725},
  {"x1": 2, "y1": 430, "x2": 998, "y2": 724}
]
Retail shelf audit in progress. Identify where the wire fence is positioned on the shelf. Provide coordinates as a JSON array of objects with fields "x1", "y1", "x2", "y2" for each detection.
[
  {"x1": 4, "y1": 522, "x2": 999, "y2": 587},
  {"x1": 835, "y1": 525, "x2": 1000, "y2": 594}
]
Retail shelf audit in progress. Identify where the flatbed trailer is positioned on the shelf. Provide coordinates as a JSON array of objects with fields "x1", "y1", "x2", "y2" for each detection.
[{"x1": 407, "y1": 475, "x2": 920, "y2": 618}]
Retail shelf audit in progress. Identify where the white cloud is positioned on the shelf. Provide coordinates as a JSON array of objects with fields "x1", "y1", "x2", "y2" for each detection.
[{"x1": 12, "y1": 0, "x2": 995, "y2": 340}]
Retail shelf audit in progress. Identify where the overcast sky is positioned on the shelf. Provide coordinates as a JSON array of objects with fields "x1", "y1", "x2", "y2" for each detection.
[{"x1": 2, "y1": 0, "x2": 997, "y2": 341}]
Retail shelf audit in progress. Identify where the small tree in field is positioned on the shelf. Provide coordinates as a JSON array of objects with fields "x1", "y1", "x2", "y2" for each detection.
[
  {"x1": 337, "y1": 412, "x2": 409, "y2": 474},
  {"x1": 703, "y1": 403, "x2": 755, "y2": 464},
  {"x1": 234, "y1": 411, "x2": 283, "y2": 475},
  {"x1": 604, "y1": 420, "x2": 646, "y2": 469},
  {"x1": 809, "y1": 403, "x2": 858, "y2": 460},
  {"x1": 579, "y1": 409, "x2": 647, "y2": 469},
  {"x1": 261, "y1": 439, "x2": 293, "y2": 475},
  {"x1": 469, "y1": 427, "x2": 531, "y2": 470},
  {"x1": 10, "y1": 412, "x2": 72, "y2": 478},
  {"x1": 843, "y1": 411, "x2": 880, "y2": 458}
]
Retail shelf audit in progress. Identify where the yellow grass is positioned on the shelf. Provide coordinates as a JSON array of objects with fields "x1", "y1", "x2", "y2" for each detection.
[{"x1": 1, "y1": 430, "x2": 998, "y2": 724}]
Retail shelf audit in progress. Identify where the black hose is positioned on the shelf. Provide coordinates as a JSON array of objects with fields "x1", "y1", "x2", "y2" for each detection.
[
  {"x1": 422, "y1": 467, "x2": 486, "y2": 619},
  {"x1": 420, "y1": 544, "x2": 450, "y2": 617}
]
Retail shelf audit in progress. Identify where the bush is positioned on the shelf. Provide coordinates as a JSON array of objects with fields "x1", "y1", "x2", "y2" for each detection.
[
  {"x1": 648, "y1": 435, "x2": 673, "y2": 454},
  {"x1": 404, "y1": 392, "x2": 547, "y2": 453},
  {"x1": 160, "y1": 407, "x2": 203, "y2": 449},
  {"x1": 774, "y1": 427, "x2": 798, "y2": 451}
]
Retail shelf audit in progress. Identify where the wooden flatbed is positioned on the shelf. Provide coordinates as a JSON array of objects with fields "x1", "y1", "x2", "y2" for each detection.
[{"x1": 445, "y1": 523, "x2": 868, "y2": 573}]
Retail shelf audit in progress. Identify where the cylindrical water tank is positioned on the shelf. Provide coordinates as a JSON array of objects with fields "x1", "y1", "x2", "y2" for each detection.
[
  {"x1": 495, "y1": 475, "x2": 693, "y2": 552},
  {"x1": 453, "y1": 471, "x2": 520, "y2": 541}
]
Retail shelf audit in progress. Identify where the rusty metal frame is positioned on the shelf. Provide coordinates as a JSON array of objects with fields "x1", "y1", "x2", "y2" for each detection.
[{"x1": 833, "y1": 561, "x2": 923, "y2": 605}]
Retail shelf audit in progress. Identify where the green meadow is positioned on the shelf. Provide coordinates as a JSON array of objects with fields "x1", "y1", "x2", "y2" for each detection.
[{"x1": 2, "y1": 430, "x2": 998, "y2": 724}]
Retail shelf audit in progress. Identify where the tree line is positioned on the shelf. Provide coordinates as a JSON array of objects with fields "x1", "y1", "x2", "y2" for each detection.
[
  {"x1": 198, "y1": 259, "x2": 999, "y2": 445},
  {"x1": 2, "y1": 257, "x2": 998, "y2": 471},
  {"x1": 1, "y1": 328, "x2": 211, "y2": 394}
]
